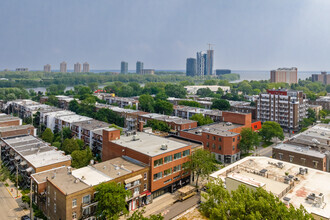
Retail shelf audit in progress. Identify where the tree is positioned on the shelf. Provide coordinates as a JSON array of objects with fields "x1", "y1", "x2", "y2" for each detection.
[
  {"x1": 71, "y1": 148, "x2": 93, "y2": 168},
  {"x1": 139, "y1": 94, "x2": 155, "y2": 112},
  {"x1": 154, "y1": 100, "x2": 173, "y2": 115},
  {"x1": 94, "y1": 182, "x2": 131, "y2": 220},
  {"x1": 188, "y1": 149, "x2": 217, "y2": 188},
  {"x1": 239, "y1": 128, "x2": 260, "y2": 154},
  {"x1": 41, "y1": 128, "x2": 54, "y2": 143},
  {"x1": 88, "y1": 82, "x2": 99, "y2": 91},
  {"x1": 216, "y1": 88, "x2": 224, "y2": 96},
  {"x1": 46, "y1": 95, "x2": 59, "y2": 107},
  {"x1": 154, "y1": 92, "x2": 168, "y2": 101},
  {"x1": 69, "y1": 100, "x2": 80, "y2": 112},
  {"x1": 326, "y1": 84, "x2": 330, "y2": 93},
  {"x1": 200, "y1": 179, "x2": 312, "y2": 220},
  {"x1": 178, "y1": 100, "x2": 201, "y2": 108},
  {"x1": 127, "y1": 208, "x2": 164, "y2": 220},
  {"x1": 211, "y1": 99, "x2": 230, "y2": 110},
  {"x1": 307, "y1": 108, "x2": 316, "y2": 122},
  {"x1": 164, "y1": 84, "x2": 187, "y2": 98},
  {"x1": 259, "y1": 121, "x2": 284, "y2": 143},
  {"x1": 62, "y1": 138, "x2": 80, "y2": 155},
  {"x1": 190, "y1": 114, "x2": 214, "y2": 126},
  {"x1": 146, "y1": 120, "x2": 170, "y2": 132},
  {"x1": 196, "y1": 88, "x2": 214, "y2": 97}
]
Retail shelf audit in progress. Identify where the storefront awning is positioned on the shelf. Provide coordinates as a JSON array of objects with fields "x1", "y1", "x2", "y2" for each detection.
[
  {"x1": 140, "y1": 190, "x2": 151, "y2": 197},
  {"x1": 124, "y1": 174, "x2": 142, "y2": 184}
]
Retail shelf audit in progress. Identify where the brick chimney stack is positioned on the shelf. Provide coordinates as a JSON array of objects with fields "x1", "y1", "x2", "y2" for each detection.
[{"x1": 138, "y1": 121, "x2": 144, "y2": 132}]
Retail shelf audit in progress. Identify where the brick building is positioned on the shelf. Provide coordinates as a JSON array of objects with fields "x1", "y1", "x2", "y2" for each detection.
[
  {"x1": 102, "y1": 128, "x2": 192, "y2": 198},
  {"x1": 257, "y1": 89, "x2": 308, "y2": 132},
  {"x1": 270, "y1": 67, "x2": 298, "y2": 84},
  {"x1": 31, "y1": 156, "x2": 149, "y2": 220},
  {"x1": 0, "y1": 124, "x2": 36, "y2": 138},
  {"x1": 311, "y1": 71, "x2": 330, "y2": 85},
  {"x1": 0, "y1": 113, "x2": 22, "y2": 127},
  {"x1": 1, "y1": 135, "x2": 71, "y2": 189},
  {"x1": 272, "y1": 143, "x2": 327, "y2": 172}
]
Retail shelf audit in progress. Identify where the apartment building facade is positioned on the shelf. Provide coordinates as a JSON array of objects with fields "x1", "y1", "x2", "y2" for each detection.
[
  {"x1": 102, "y1": 129, "x2": 192, "y2": 198},
  {"x1": 311, "y1": 71, "x2": 330, "y2": 85},
  {"x1": 31, "y1": 156, "x2": 150, "y2": 220},
  {"x1": 270, "y1": 67, "x2": 298, "y2": 84},
  {"x1": 257, "y1": 89, "x2": 308, "y2": 131},
  {"x1": 309, "y1": 95, "x2": 330, "y2": 110},
  {"x1": 0, "y1": 113, "x2": 22, "y2": 127}
]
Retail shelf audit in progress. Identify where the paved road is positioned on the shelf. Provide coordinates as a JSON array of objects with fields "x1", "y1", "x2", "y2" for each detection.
[
  {"x1": 158, "y1": 195, "x2": 200, "y2": 220},
  {"x1": 0, "y1": 183, "x2": 28, "y2": 220}
]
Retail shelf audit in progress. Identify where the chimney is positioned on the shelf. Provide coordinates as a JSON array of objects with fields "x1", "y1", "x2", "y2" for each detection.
[
  {"x1": 102, "y1": 128, "x2": 121, "y2": 143},
  {"x1": 138, "y1": 121, "x2": 144, "y2": 132}
]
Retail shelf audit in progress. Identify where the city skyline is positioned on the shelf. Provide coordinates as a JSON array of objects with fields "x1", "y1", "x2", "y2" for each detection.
[{"x1": 1, "y1": 1, "x2": 330, "y2": 71}]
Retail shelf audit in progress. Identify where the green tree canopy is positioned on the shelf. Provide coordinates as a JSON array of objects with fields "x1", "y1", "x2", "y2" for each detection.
[
  {"x1": 127, "y1": 208, "x2": 164, "y2": 220},
  {"x1": 259, "y1": 121, "x2": 284, "y2": 143},
  {"x1": 41, "y1": 128, "x2": 54, "y2": 143},
  {"x1": 154, "y1": 100, "x2": 173, "y2": 115},
  {"x1": 62, "y1": 138, "x2": 80, "y2": 155},
  {"x1": 190, "y1": 113, "x2": 214, "y2": 126},
  {"x1": 211, "y1": 99, "x2": 230, "y2": 110},
  {"x1": 188, "y1": 149, "x2": 217, "y2": 188},
  {"x1": 94, "y1": 182, "x2": 131, "y2": 220},
  {"x1": 178, "y1": 100, "x2": 202, "y2": 108},
  {"x1": 196, "y1": 88, "x2": 214, "y2": 97},
  {"x1": 200, "y1": 180, "x2": 312, "y2": 220},
  {"x1": 239, "y1": 128, "x2": 260, "y2": 154},
  {"x1": 146, "y1": 120, "x2": 170, "y2": 132},
  {"x1": 164, "y1": 84, "x2": 187, "y2": 98},
  {"x1": 71, "y1": 148, "x2": 93, "y2": 168},
  {"x1": 139, "y1": 94, "x2": 155, "y2": 112}
]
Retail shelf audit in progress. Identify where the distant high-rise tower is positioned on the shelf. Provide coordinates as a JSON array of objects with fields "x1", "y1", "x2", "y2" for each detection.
[
  {"x1": 44, "y1": 64, "x2": 51, "y2": 72},
  {"x1": 206, "y1": 49, "x2": 214, "y2": 75},
  {"x1": 186, "y1": 58, "x2": 197, "y2": 76},
  {"x1": 196, "y1": 52, "x2": 206, "y2": 77},
  {"x1": 60, "y1": 62, "x2": 67, "y2": 73},
  {"x1": 270, "y1": 67, "x2": 298, "y2": 85},
  {"x1": 121, "y1": 61, "x2": 128, "y2": 74},
  {"x1": 74, "y1": 62, "x2": 81, "y2": 73},
  {"x1": 136, "y1": 61, "x2": 144, "y2": 74},
  {"x1": 83, "y1": 62, "x2": 90, "y2": 72}
]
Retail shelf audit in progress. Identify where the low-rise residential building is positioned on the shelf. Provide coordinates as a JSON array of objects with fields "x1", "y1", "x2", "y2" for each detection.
[
  {"x1": 0, "y1": 124, "x2": 36, "y2": 138},
  {"x1": 229, "y1": 101, "x2": 257, "y2": 119},
  {"x1": 184, "y1": 85, "x2": 231, "y2": 95},
  {"x1": 31, "y1": 156, "x2": 150, "y2": 220},
  {"x1": 6, "y1": 99, "x2": 53, "y2": 119},
  {"x1": 272, "y1": 143, "x2": 328, "y2": 171},
  {"x1": 102, "y1": 129, "x2": 192, "y2": 198},
  {"x1": 1, "y1": 135, "x2": 71, "y2": 189},
  {"x1": 40, "y1": 110, "x2": 76, "y2": 132},
  {"x1": 54, "y1": 114, "x2": 92, "y2": 132},
  {"x1": 101, "y1": 96, "x2": 139, "y2": 109},
  {"x1": 210, "y1": 156, "x2": 330, "y2": 220},
  {"x1": 309, "y1": 95, "x2": 330, "y2": 110},
  {"x1": 309, "y1": 104, "x2": 323, "y2": 119},
  {"x1": 138, "y1": 113, "x2": 198, "y2": 132},
  {"x1": 0, "y1": 113, "x2": 22, "y2": 127},
  {"x1": 257, "y1": 89, "x2": 308, "y2": 132},
  {"x1": 167, "y1": 97, "x2": 212, "y2": 109},
  {"x1": 71, "y1": 120, "x2": 111, "y2": 156}
]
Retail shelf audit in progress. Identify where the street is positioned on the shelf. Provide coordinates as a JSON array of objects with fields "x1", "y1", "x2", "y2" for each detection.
[
  {"x1": 157, "y1": 194, "x2": 200, "y2": 220},
  {"x1": 0, "y1": 182, "x2": 28, "y2": 220}
]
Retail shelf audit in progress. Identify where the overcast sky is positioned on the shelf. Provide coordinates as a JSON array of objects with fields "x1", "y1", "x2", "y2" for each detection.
[{"x1": 1, "y1": 0, "x2": 330, "y2": 71}]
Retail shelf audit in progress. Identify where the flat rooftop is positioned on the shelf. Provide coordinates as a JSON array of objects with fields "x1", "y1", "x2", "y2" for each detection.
[
  {"x1": 141, "y1": 113, "x2": 196, "y2": 125},
  {"x1": 273, "y1": 143, "x2": 326, "y2": 158},
  {"x1": 57, "y1": 114, "x2": 92, "y2": 123},
  {"x1": 0, "y1": 124, "x2": 33, "y2": 133},
  {"x1": 165, "y1": 135, "x2": 202, "y2": 149},
  {"x1": 72, "y1": 119, "x2": 110, "y2": 131},
  {"x1": 0, "y1": 115, "x2": 20, "y2": 122},
  {"x1": 183, "y1": 122, "x2": 241, "y2": 137},
  {"x1": 210, "y1": 156, "x2": 330, "y2": 219},
  {"x1": 2, "y1": 135, "x2": 71, "y2": 169},
  {"x1": 112, "y1": 132, "x2": 189, "y2": 157}
]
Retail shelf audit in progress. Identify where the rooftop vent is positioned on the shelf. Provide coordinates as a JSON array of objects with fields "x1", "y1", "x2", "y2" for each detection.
[
  {"x1": 117, "y1": 172, "x2": 120, "y2": 175},
  {"x1": 226, "y1": 122, "x2": 232, "y2": 126},
  {"x1": 132, "y1": 135, "x2": 139, "y2": 141},
  {"x1": 161, "y1": 144, "x2": 168, "y2": 150},
  {"x1": 115, "y1": 166, "x2": 120, "y2": 170},
  {"x1": 67, "y1": 166, "x2": 72, "y2": 174},
  {"x1": 81, "y1": 176, "x2": 85, "y2": 180}
]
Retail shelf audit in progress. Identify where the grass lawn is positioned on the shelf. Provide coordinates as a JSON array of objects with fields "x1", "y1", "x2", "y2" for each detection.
[{"x1": 262, "y1": 141, "x2": 273, "y2": 148}]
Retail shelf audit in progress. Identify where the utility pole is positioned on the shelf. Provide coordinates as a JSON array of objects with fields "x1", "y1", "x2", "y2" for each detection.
[
  {"x1": 30, "y1": 177, "x2": 33, "y2": 219},
  {"x1": 16, "y1": 163, "x2": 18, "y2": 198}
]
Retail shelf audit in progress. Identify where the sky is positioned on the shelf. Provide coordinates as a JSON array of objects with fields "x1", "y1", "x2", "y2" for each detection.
[{"x1": 1, "y1": 0, "x2": 330, "y2": 71}]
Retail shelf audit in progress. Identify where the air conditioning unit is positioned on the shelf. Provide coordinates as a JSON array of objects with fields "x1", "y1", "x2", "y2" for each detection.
[{"x1": 161, "y1": 144, "x2": 168, "y2": 150}]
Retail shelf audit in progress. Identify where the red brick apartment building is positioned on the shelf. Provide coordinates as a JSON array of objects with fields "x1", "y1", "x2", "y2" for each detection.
[
  {"x1": 102, "y1": 128, "x2": 191, "y2": 198},
  {"x1": 0, "y1": 113, "x2": 22, "y2": 127},
  {"x1": 179, "y1": 112, "x2": 260, "y2": 164}
]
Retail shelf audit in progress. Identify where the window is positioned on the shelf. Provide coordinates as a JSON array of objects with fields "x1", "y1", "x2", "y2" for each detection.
[
  {"x1": 54, "y1": 191, "x2": 56, "y2": 200},
  {"x1": 212, "y1": 136, "x2": 216, "y2": 140},
  {"x1": 183, "y1": 150, "x2": 190, "y2": 157},
  {"x1": 212, "y1": 143, "x2": 216, "y2": 149},
  {"x1": 164, "y1": 168, "x2": 172, "y2": 177},
  {"x1": 174, "y1": 152, "x2": 182, "y2": 160},
  {"x1": 232, "y1": 145, "x2": 235, "y2": 151},
  {"x1": 182, "y1": 171, "x2": 189, "y2": 176},
  {"x1": 153, "y1": 172, "x2": 162, "y2": 181},
  {"x1": 237, "y1": 136, "x2": 240, "y2": 140},
  {"x1": 207, "y1": 135, "x2": 209, "y2": 139},
  {"x1": 72, "y1": 212, "x2": 77, "y2": 220},
  {"x1": 206, "y1": 142, "x2": 209, "y2": 148},
  {"x1": 48, "y1": 197, "x2": 50, "y2": 206},
  {"x1": 144, "y1": 183, "x2": 147, "y2": 191},
  {"x1": 173, "y1": 175, "x2": 181, "y2": 180},
  {"x1": 154, "y1": 158, "x2": 163, "y2": 167},
  {"x1": 301, "y1": 158, "x2": 306, "y2": 165},
  {"x1": 218, "y1": 145, "x2": 221, "y2": 150},
  {"x1": 164, "y1": 155, "x2": 172, "y2": 163},
  {"x1": 48, "y1": 186, "x2": 50, "y2": 194},
  {"x1": 313, "y1": 161, "x2": 318, "y2": 169},
  {"x1": 279, "y1": 153, "x2": 283, "y2": 160},
  {"x1": 144, "y1": 172, "x2": 147, "y2": 180},
  {"x1": 82, "y1": 195, "x2": 91, "y2": 204},
  {"x1": 289, "y1": 155, "x2": 294, "y2": 162},
  {"x1": 54, "y1": 203, "x2": 56, "y2": 213},
  {"x1": 173, "y1": 164, "x2": 181, "y2": 173},
  {"x1": 233, "y1": 138, "x2": 235, "y2": 142},
  {"x1": 164, "y1": 179, "x2": 172, "y2": 184},
  {"x1": 182, "y1": 162, "x2": 189, "y2": 170},
  {"x1": 218, "y1": 137, "x2": 222, "y2": 142}
]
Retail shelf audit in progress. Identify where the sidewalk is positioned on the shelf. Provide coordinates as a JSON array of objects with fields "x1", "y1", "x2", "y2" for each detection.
[{"x1": 5, "y1": 179, "x2": 24, "y2": 199}]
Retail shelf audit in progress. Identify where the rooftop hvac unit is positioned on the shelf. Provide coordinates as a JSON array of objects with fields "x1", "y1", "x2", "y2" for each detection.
[
  {"x1": 132, "y1": 135, "x2": 139, "y2": 141},
  {"x1": 161, "y1": 144, "x2": 168, "y2": 150},
  {"x1": 226, "y1": 122, "x2": 232, "y2": 126}
]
